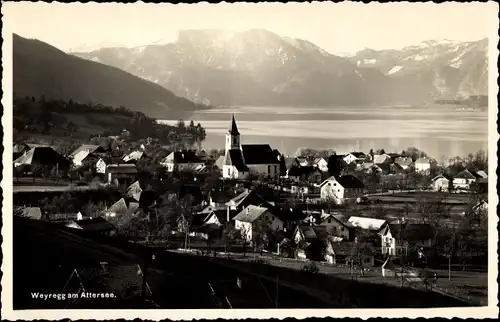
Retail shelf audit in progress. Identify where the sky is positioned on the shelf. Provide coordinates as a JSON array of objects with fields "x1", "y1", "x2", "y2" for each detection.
[{"x1": 3, "y1": 2, "x2": 498, "y2": 55}]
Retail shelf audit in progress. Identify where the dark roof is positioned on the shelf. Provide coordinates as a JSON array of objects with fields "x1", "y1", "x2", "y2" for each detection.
[
  {"x1": 228, "y1": 114, "x2": 240, "y2": 135},
  {"x1": 296, "y1": 225, "x2": 329, "y2": 241},
  {"x1": 386, "y1": 153, "x2": 401, "y2": 159},
  {"x1": 241, "y1": 144, "x2": 280, "y2": 165},
  {"x1": 288, "y1": 166, "x2": 321, "y2": 177},
  {"x1": 225, "y1": 150, "x2": 249, "y2": 171},
  {"x1": 377, "y1": 163, "x2": 391, "y2": 175},
  {"x1": 69, "y1": 144, "x2": 108, "y2": 158},
  {"x1": 170, "y1": 150, "x2": 204, "y2": 163},
  {"x1": 336, "y1": 175, "x2": 364, "y2": 189},
  {"x1": 72, "y1": 217, "x2": 116, "y2": 232},
  {"x1": 387, "y1": 223, "x2": 434, "y2": 241},
  {"x1": 14, "y1": 147, "x2": 70, "y2": 167},
  {"x1": 350, "y1": 152, "x2": 367, "y2": 158},
  {"x1": 454, "y1": 169, "x2": 481, "y2": 180},
  {"x1": 107, "y1": 164, "x2": 138, "y2": 174}
]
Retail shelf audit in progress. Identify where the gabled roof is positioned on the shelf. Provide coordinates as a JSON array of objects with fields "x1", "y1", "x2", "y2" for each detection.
[
  {"x1": 349, "y1": 152, "x2": 367, "y2": 158},
  {"x1": 336, "y1": 175, "x2": 364, "y2": 189},
  {"x1": 382, "y1": 257, "x2": 396, "y2": 270},
  {"x1": 454, "y1": 169, "x2": 480, "y2": 180},
  {"x1": 431, "y1": 174, "x2": 450, "y2": 182},
  {"x1": 21, "y1": 207, "x2": 43, "y2": 220},
  {"x1": 475, "y1": 170, "x2": 488, "y2": 179},
  {"x1": 295, "y1": 225, "x2": 329, "y2": 241},
  {"x1": 348, "y1": 216, "x2": 387, "y2": 231},
  {"x1": 241, "y1": 144, "x2": 280, "y2": 165},
  {"x1": 123, "y1": 151, "x2": 146, "y2": 163},
  {"x1": 125, "y1": 181, "x2": 143, "y2": 201},
  {"x1": 225, "y1": 189, "x2": 274, "y2": 209},
  {"x1": 233, "y1": 205, "x2": 270, "y2": 223},
  {"x1": 316, "y1": 213, "x2": 352, "y2": 228},
  {"x1": 215, "y1": 155, "x2": 225, "y2": 169},
  {"x1": 164, "y1": 150, "x2": 204, "y2": 164},
  {"x1": 14, "y1": 147, "x2": 69, "y2": 167},
  {"x1": 373, "y1": 154, "x2": 390, "y2": 164},
  {"x1": 70, "y1": 217, "x2": 115, "y2": 232},
  {"x1": 13, "y1": 143, "x2": 30, "y2": 153},
  {"x1": 415, "y1": 157, "x2": 433, "y2": 164},
  {"x1": 228, "y1": 114, "x2": 240, "y2": 135},
  {"x1": 105, "y1": 198, "x2": 139, "y2": 216},
  {"x1": 386, "y1": 153, "x2": 401, "y2": 159},
  {"x1": 224, "y1": 150, "x2": 249, "y2": 171},
  {"x1": 69, "y1": 144, "x2": 107, "y2": 158}
]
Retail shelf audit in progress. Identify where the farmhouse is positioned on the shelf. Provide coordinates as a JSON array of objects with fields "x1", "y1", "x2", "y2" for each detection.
[
  {"x1": 431, "y1": 175, "x2": 450, "y2": 192},
  {"x1": 14, "y1": 146, "x2": 71, "y2": 175},
  {"x1": 221, "y1": 115, "x2": 281, "y2": 179},
  {"x1": 414, "y1": 157, "x2": 436, "y2": 173},
  {"x1": 287, "y1": 166, "x2": 323, "y2": 184},
  {"x1": 319, "y1": 175, "x2": 364, "y2": 203},
  {"x1": 452, "y1": 169, "x2": 481, "y2": 191},
  {"x1": 233, "y1": 205, "x2": 284, "y2": 242},
  {"x1": 378, "y1": 223, "x2": 434, "y2": 256},
  {"x1": 160, "y1": 150, "x2": 205, "y2": 172},
  {"x1": 106, "y1": 164, "x2": 138, "y2": 186}
]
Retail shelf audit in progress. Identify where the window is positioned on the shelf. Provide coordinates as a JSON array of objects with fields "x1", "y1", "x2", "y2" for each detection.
[
  {"x1": 233, "y1": 137, "x2": 237, "y2": 145},
  {"x1": 327, "y1": 219, "x2": 331, "y2": 223},
  {"x1": 274, "y1": 165, "x2": 278, "y2": 174},
  {"x1": 333, "y1": 183, "x2": 337, "y2": 186},
  {"x1": 227, "y1": 168, "x2": 230, "y2": 176},
  {"x1": 272, "y1": 215, "x2": 275, "y2": 221},
  {"x1": 268, "y1": 165, "x2": 271, "y2": 173},
  {"x1": 341, "y1": 227, "x2": 345, "y2": 231}
]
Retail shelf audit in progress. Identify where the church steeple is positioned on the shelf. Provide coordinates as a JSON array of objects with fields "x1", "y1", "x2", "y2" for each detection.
[
  {"x1": 228, "y1": 114, "x2": 240, "y2": 135},
  {"x1": 225, "y1": 114, "x2": 241, "y2": 152}
]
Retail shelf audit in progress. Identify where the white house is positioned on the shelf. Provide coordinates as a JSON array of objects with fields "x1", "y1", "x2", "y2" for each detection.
[
  {"x1": 96, "y1": 158, "x2": 107, "y2": 174},
  {"x1": 378, "y1": 223, "x2": 434, "y2": 256},
  {"x1": 319, "y1": 175, "x2": 364, "y2": 204},
  {"x1": 233, "y1": 205, "x2": 284, "y2": 243},
  {"x1": 452, "y1": 169, "x2": 480, "y2": 191},
  {"x1": 414, "y1": 157, "x2": 436, "y2": 173},
  {"x1": 221, "y1": 115, "x2": 281, "y2": 179},
  {"x1": 343, "y1": 152, "x2": 367, "y2": 165},
  {"x1": 431, "y1": 175, "x2": 450, "y2": 192}
]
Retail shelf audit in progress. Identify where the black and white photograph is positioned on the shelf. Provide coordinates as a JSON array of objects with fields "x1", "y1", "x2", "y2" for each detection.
[{"x1": 1, "y1": 1, "x2": 498, "y2": 319}]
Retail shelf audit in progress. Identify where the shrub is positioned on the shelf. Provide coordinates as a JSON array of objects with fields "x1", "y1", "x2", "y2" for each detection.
[{"x1": 301, "y1": 261, "x2": 320, "y2": 274}]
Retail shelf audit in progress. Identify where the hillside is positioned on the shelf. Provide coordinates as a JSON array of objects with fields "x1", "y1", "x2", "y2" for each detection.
[
  {"x1": 13, "y1": 34, "x2": 213, "y2": 119},
  {"x1": 72, "y1": 29, "x2": 488, "y2": 107}
]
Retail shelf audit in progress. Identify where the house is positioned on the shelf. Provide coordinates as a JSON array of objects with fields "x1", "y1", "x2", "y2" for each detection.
[
  {"x1": 394, "y1": 157, "x2": 413, "y2": 170},
  {"x1": 106, "y1": 164, "x2": 138, "y2": 186},
  {"x1": 190, "y1": 210, "x2": 226, "y2": 239},
  {"x1": 14, "y1": 146, "x2": 71, "y2": 175},
  {"x1": 225, "y1": 188, "x2": 275, "y2": 212},
  {"x1": 311, "y1": 157, "x2": 329, "y2": 172},
  {"x1": 125, "y1": 181, "x2": 143, "y2": 202},
  {"x1": 452, "y1": 169, "x2": 481, "y2": 191},
  {"x1": 431, "y1": 175, "x2": 450, "y2": 192},
  {"x1": 378, "y1": 222, "x2": 434, "y2": 256},
  {"x1": 16, "y1": 206, "x2": 44, "y2": 220},
  {"x1": 343, "y1": 152, "x2": 367, "y2": 165},
  {"x1": 347, "y1": 216, "x2": 387, "y2": 232},
  {"x1": 373, "y1": 154, "x2": 392, "y2": 164},
  {"x1": 287, "y1": 166, "x2": 323, "y2": 184},
  {"x1": 328, "y1": 242, "x2": 375, "y2": 266},
  {"x1": 103, "y1": 197, "x2": 140, "y2": 218},
  {"x1": 414, "y1": 157, "x2": 436, "y2": 173},
  {"x1": 221, "y1": 115, "x2": 281, "y2": 179},
  {"x1": 471, "y1": 200, "x2": 488, "y2": 214},
  {"x1": 96, "y1": 158, "x2": 107, "y2": 174},
  {"x1": 314, "y1": 212, "x2": 353, "y2": 241},
  {"x1": 123, "y1": 151, "x2": 149, "y2": 163},
  {"x1": 72, "y1": 150, "x2": 99, "y2": 167},
  {"x1": 69, "y1": 144, "x2": 108, "y2": 159},
  {"x1": 233, "y1": 205, "x2": 284, "y2": 243},
  {"x1": 65, "y1": 217, "x2": 116, "y2": 236},
  {"x1": 160, "y1": 150, "x2": 205, "y2": 172},
  {"x1": 319, "y1": 175, "x2": 364, "y2": 203}
]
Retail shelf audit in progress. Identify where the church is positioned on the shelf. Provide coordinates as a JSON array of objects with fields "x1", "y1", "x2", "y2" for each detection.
[{"x1": 221, "y1": 115, "x2": 282, "y2": 180}]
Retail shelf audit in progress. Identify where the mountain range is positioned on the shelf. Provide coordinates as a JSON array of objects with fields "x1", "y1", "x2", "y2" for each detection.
[
  {"x1": 13, "y1": 34, "x2": 212, "y2": 119},
  {"x1": 71, "y1": 29, "x2": 488, "y2": 107}
]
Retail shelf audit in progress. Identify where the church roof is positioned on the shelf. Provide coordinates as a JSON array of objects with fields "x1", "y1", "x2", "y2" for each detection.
[
  {"x1": 225, "y1": 150, "x2": 248, "y2": 171},
  {"x1": 228, "y1": 114, "x2": 240, "y2": 135},
  {"x1": 241, "y1": 144, "x2": 280, "y2": 165}
]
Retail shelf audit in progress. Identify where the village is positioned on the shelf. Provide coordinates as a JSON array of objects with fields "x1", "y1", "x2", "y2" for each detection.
[{"x1": 12, "y1": 114, "x2": 489, "y2": 306}]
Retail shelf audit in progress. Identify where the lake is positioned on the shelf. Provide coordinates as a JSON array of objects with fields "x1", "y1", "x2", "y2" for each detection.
[{"x1": 160, "y1": 105, "x2": 488, "y2": 160}]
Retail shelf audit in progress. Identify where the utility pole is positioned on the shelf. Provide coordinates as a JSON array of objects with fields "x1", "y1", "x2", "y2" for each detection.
[
  {"x1": 448, "y1": 254, "x2": 451, "y2": 281},
  {"x1": 275, "y1": 274, "x2": 279, "y2": 308}
]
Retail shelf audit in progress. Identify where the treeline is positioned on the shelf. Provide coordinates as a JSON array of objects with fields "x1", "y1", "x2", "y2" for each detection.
[{"x1": 13, "y1": 96, "x2": 207, "y2": 145}]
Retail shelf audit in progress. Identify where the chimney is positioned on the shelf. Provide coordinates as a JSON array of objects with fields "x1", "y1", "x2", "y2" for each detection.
[{"x1": 246, "y1": 207, "x2": 250, "y2": 214}]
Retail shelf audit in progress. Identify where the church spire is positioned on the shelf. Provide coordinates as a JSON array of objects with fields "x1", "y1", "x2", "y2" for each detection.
[{"x1": 229, "y1": 114, "x2": 240, "y2": 135}]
